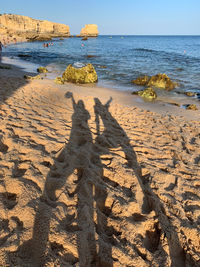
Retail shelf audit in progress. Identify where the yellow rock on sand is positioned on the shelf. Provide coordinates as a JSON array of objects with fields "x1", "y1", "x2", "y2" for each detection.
[
  {"x1": 137, "y1": 87, "x2": 157, "y2": 100},
  {"x1": 54, "y1": 77, "x2": 64, "y2": 85},
  {"x1": 186, "y1": 104, "x2": 198, "y2": 110},
  {"x1": 62, "y1": 64, "x2": 98, "y2": 84},
  {"x1": 184, "y1": 92, "x2": 196, "y2": 97}
]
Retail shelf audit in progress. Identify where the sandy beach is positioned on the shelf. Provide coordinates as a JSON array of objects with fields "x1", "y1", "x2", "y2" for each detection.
[{"x1": 0, "y1": 63, "x2": 199, "y2": 266}]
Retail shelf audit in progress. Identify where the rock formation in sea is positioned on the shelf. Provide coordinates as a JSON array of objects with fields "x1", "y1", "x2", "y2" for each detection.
[
  {"x1": 0, "y1": 14, "x2": 70, "y2": 41},
  {"x1": 80, "y1": 24, "x2": 98, "y2": 37}
]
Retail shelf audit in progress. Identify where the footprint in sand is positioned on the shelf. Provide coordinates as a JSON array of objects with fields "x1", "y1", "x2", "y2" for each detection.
[
  {"x1": 0, "y1": 138, "x2": 8, "y2": 153},
  {"x1": 1, "y1": 192, "x2": 18, "y2": 209}
]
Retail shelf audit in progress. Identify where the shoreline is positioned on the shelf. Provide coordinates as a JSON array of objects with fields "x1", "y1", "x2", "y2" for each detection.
[
  {"x1": 1, "y1": 55, "x2": 200, "y2": 121},
  {"x1": 1, "y1": 34, "x2": 200, "y2": 106},
  {"x1": 1, "y1": 58, "x2": 200, "y2": 120}
]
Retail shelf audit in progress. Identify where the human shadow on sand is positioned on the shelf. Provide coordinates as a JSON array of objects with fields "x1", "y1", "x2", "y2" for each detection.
[
  {"x1": 93, "y1": 98, "x2": 199, "y2": 267},
  {"x1": 17, "y1": 93, "x2": 113, "y2": 266}
]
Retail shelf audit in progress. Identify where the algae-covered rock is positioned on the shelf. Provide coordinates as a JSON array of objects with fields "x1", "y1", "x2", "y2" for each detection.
[
  {"x1": 184, "y1": 92, "x2": 196, "y2": 97},
  {"x1": 37, "y1": 67, "x2": 48, "y2": 73},
  {"x1": 137, "y1": 87, "x2": 157, "y2": 100},
  {"x1": 54, "y1": 77, "x2": 64, "y2": 85},
  {"x1": 132, "y1": 75, "x2": 150, "y2": 86},
  {"x1": 24, "y1": 74, "x2": 42, "y2": 80},
  {"x1": 62, "y1": 63, "x2": 98, "y2": 84},
  {"x1": 132, "y1": 73, "x2": 178, "y2": 91},
  {"x1": 185, "y1": 104, "x2": 198, "y2": 110},
  {"x1": 147, "y1": 73, "x2": 177, "y2": 91}
]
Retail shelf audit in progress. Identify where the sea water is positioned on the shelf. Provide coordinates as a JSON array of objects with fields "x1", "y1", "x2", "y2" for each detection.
[{"x1": 2, "y1": 35, "x2": 200, "y2": 94}]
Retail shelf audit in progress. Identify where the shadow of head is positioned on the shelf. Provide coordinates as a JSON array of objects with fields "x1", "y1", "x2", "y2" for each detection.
[
  {"x1": 77, "y1": 100, "x2": 85, "y2": 109},
  {"x1": 94, "y1": 97, "x2": 113, "y2": 110}
]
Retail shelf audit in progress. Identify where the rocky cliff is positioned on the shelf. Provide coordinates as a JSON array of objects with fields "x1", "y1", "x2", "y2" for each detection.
[
  {"x1": 0, "y1": 14, "x2": 70, "y2": 40},
  {"x1": 80, "y1": 24, "x2": 98, "y2": 37}
]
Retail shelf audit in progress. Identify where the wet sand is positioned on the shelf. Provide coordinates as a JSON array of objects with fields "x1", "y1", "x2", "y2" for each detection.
[{"x1": 0, "y1": 65, "x2": 199, "y2": 266}]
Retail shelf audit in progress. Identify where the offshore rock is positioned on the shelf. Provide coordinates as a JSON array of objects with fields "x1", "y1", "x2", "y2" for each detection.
[
  {"x1": 132, "y1": 73, "x2": 178, "y2": 91},
  {"x1": 80, "y1": 24, "x2": 98, "y2": 37},
  {"x1": 0, "y1": 14, "x2": 70, "y2": 39},
  {"x1": 62, "y1": 64, "x2": 98, "y2": 84},
  {"x1": 137, "y1": 87, "x2": 157, "y2": 100}
]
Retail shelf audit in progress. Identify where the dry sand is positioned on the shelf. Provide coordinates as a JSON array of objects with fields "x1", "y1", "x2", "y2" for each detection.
[{"x1": 0, "y1": 64, "x2": 199, "y2": 266}]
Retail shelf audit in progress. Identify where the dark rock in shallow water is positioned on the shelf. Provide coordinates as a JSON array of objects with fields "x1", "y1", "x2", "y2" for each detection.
[
  {"x1": 0, "y1": 65, "x2": 11, "y2": 69},
  {"x1": 175, "y1": 68, "x2": 184, "y2": 72},
  {"x1": 37, "y1": 67, "x2": 48, "y2": 73},
  {"x1": 24, "y1": 74, "x2": 42, "y2": 80},
  {"x1": 62, "y1": 63, "x2": 98, "y2": 84},
  {"x1": 18, "y1": 54, "x2": 32, "y2": 58}
]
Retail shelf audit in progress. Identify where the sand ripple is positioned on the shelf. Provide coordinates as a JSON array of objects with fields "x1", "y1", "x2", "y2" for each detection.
[{"x1": 0, "y1": 78, "x2": 199, "y2": 266}]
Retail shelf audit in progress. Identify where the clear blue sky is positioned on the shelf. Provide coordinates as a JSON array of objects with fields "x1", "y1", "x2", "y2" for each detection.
[{"x1": 1, "y1": 0, "x2": 199, "y2": 35}]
